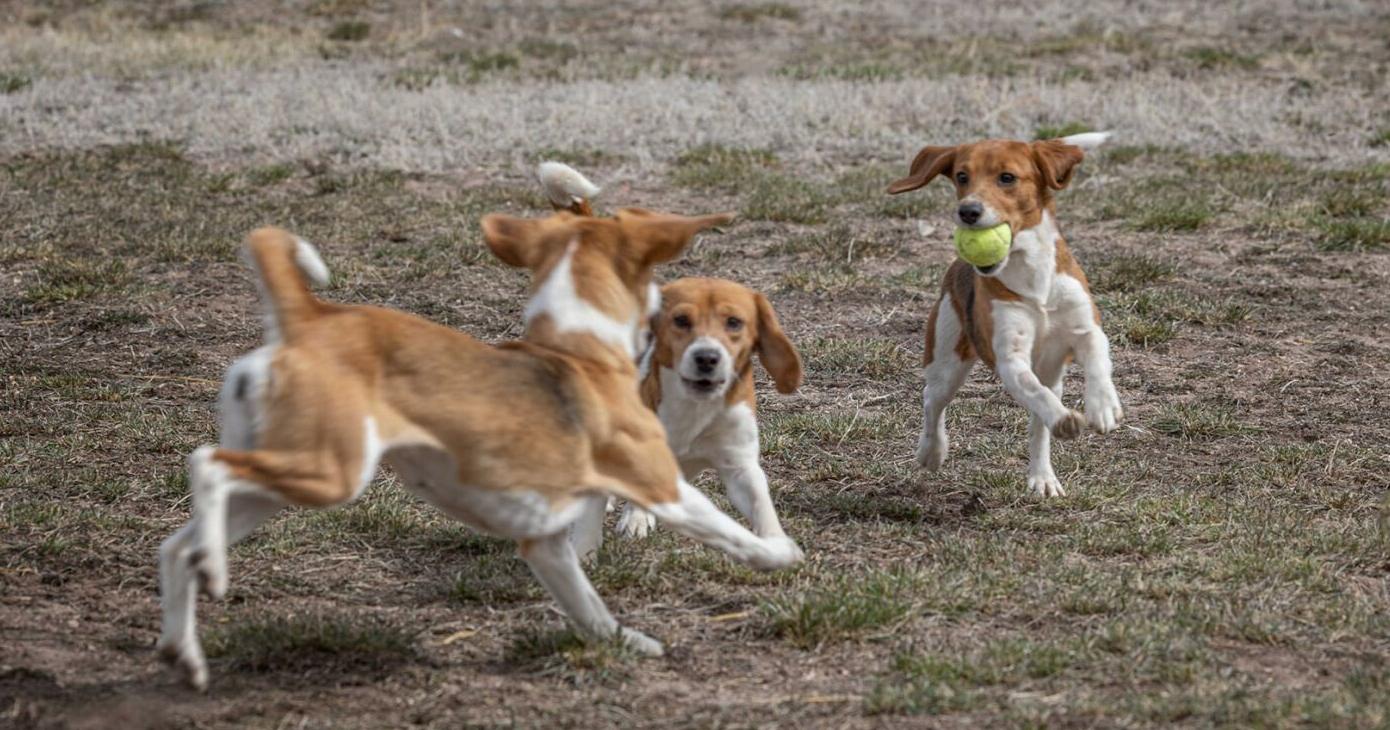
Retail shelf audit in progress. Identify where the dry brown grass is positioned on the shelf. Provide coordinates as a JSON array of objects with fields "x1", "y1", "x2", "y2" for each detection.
[{"x1": 3, "y1": 1, "x2": 1390, "y2": 727}]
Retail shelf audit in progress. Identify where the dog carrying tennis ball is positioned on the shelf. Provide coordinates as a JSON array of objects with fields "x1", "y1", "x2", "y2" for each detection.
[{"x1": 953, "y1": 223, "x2": 1012, "y2": 268}]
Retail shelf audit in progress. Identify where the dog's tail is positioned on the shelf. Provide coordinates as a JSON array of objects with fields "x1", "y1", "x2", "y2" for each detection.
[
  {"x1": 1058, "y1": 131, "x2": 1112, "y2": 151},
  {"x1": 243, "y1": 227, "x2": 331, "y2": 342},
  {"x1": 537, "y1": 161, "x2": 600, "y2": 216}
]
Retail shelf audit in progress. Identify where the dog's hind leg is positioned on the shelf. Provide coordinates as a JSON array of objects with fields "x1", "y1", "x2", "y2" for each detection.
[
  {"x1": 157, "y1": 488, "x2": 281, "y2": 691},
  {"x1": 646, "y1": 478, "x2": 803, "y2": 571},
  {"x1": 567, "y1": 494, "x2": 607, "y2": 561},
  {"x1": 917, "y1": 292, "x2": 974, "y2": 470},
  {"x1": 519, "y1": 532, "x2": 663, "y2": 656}
]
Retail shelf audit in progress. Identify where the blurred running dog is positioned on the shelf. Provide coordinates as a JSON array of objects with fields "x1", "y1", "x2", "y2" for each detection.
[{"x1": 155, "y1": 168, "x2": 803, "y2": 691}]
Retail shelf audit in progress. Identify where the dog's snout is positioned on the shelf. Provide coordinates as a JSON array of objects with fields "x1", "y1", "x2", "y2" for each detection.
[
  {"x1": 957, "y1": 202, "x2": 983, "y2": 225},
  {"x1": 692, "y1": 348, "x2": 721, "y2": 373}
]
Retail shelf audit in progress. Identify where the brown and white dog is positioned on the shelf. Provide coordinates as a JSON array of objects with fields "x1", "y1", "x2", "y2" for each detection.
[
  {"x1": 155, "y1": 178, "x2": 803, "y2": 690},
  {"x1": 887, "y1": 132, "x2": 1123, "y2": 497},
  {"x1": 617, "y1": 277, "x2": 803, "y2": 540},
  {"x1": 535, "y1": 164, "x2": 804, "y2": 542}
]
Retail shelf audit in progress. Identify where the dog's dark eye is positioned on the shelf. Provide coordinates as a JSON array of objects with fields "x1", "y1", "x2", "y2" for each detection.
[
  {"x1": 955, "y1": 171, "x2": 969, "y2": 185},
  {"x1": 726, "y1": 317, "x2": 743, "y2": 332},
  {"x1": 673, "y1": 314, "x2": 692, "y2": 329},
  {"x1": 999, "y1": 172, "x2": 1016, "y2": 185}
]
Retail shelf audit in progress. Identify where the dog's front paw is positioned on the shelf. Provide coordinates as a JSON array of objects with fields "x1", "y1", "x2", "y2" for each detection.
[
  {"x1": 915, "y1": 430, "x2": 947, "y2": 471},
  {"x1": 1028, "y1": 472, "x2": 1066, "y2": 498},
  {"x1": 750, "y1": 536, "x2": 804, "y2": 572},
  {"x1": 619, "y1": 627, "x2": 665, "y2": 657},
  {"x1": 157, "y1": 638, "x2": 209, "y2": 692},
  {"x1": 1085, "y1": 384, "x2": 1123, "y2": 434},
  {"x1": 617, "y1": 505, "x2": 657, "y2": 539},
  {"x1": 1050, "y1": 409, "x2": 1086, "y2": 440}
]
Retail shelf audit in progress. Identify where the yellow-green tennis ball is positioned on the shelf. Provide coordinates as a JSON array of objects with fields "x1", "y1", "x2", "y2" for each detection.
[{"x1": 953, "y1": 223, "x2": 1012, "y2": 268}]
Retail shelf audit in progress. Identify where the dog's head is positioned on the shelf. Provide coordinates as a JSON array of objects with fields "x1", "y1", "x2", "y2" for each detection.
[
  {"x1": 887, "y1": 133, "x2": 1108, "y2": 274},
  {"x1": 649, "y1": 277, "x2": 801, "y2": 401},
  {"x1": 481, "y1": 209, "x2": 733, "y2": 358}
]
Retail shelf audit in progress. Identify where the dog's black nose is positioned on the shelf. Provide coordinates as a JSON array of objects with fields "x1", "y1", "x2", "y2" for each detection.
[
  {"x1": 958, "y1": 202, "x2": 983, "y2": 225},
  {"x1": 692, "y1": 348, "x2": 721, "y2": 373}
]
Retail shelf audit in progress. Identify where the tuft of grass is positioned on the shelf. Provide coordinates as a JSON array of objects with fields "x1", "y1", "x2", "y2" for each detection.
[
  {"x1": 1090, "y1": 254, "x2": 1175, "y2": 293},
  {"x1": 778, "y1": 62, "x2": 904, "y2": 82},
  {"x1": 1150, "y1": 402, "x2": 1253, "y2": 440},
  {"x1": 669, "y1": 144, "x2": 778, "y2": 191},
  {"x1": 505, "y1": 628, "x2": 638, "y2": 683},
  {"x1": 800, "y1": 336, "x2": 910, "y2": 380},
  {"x1": 1, "y1": 72, "x2": 33, "y2": 94},
  {"x1": 761, "y1": 569, "x2": 918, "y2": 649},
  {"x1": 1034, "y1": 121, "x2": 1092, "y2": 140},
  {"x1": 1182, "y1": 46, "x2": 1259, "y2": 70},
  {"x1": 742, "y1": 173, "x2": 833, "y2": 224},
  {"x1": 205, "y1": 612, "x2": 419, "y2": 673},
  {"x1": 719, "y1": 3, "x2": 802, "y2": 22},
  {"x1": 1316, "y1": 218, "x2": 1390, "y2": 251},
  {"x1": 1368, "y1": 127, "x2": 1390, "y2": 149},
  {"x1": 1132, "y1": 199, "x2": 1214, "y2": 232},
  {"x1": 22, "y1": 259, "x2": 130, "y2": 305},
  {"x1": 326, "y1": 20, "x2": 371, "y2": 41}
]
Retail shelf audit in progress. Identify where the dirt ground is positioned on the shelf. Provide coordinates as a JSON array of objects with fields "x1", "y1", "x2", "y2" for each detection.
[{"x1": 3, "y1": 1, "x2": 1390, "y2": 728}]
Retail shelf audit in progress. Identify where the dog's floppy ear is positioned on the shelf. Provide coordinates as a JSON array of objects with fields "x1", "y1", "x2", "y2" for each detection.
[
  {"x1": 1031, "y1": 140, "x2": 1086, "y2": 191},
  {"x1": 480, "y1": 214, "x2": 553, "y2": 268},
  {"x1": 618, "y1": 208, "x2": 735, "y2": 265},
  {"x1": 754, "y1": 293, "x2": 802, "y2": 394},
  {"x1": 887, "y1": 145, "x2": 955, "y2": 195}
]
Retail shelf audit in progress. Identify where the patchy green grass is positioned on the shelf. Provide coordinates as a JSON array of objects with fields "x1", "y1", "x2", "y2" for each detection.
[
  {"x1": 326, "y1": 20, "x2": 371, "y2": 42},
  {"x1": 1316, "y1": 217, "x2": 1390, "y2": 251},
  {"x1": 505, "y1": 628, "x2": 638, "y2": 684},
  {"x1": 800, "y1": 336, "x2": 911, "y2": 381},
  {"x1": 1, "y1": 71, "x2": 33, "y2": 94},
  {"x1": 761, "y1": 569, "x2": 919, "y2": 649},
  {"x1": 1034, "y1": 121, "x2": 1092, "y2": 140},
  {"x1": 1182, "y1": 46, "x2": 1259, "y2": 70},
  {"x1": 205, "y1": 612, "x2": 419, "y2": 673},
  {"x1": 719, "y1": 3, "x2": 802, "y2": 22},
  {"x1": 1150, "y1": 402, "x2": 1254, "y2": 440}
]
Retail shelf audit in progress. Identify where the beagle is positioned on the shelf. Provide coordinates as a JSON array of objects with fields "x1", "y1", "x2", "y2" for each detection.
[
  {"x1": 155, "y1": 174, "x2": 804, "y2": 690},
  {"x1": 617, "y1": 277, "x2": 803, "y2": 540},
  {"x1": 530, "y1": 166, "x2": 804, "y2": 541},
  {"x1": 887, "y1": 132, "x2": 1123, "y2": 497}
]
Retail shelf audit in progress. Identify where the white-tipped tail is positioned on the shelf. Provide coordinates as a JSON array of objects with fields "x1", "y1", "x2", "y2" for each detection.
[
  {"x1": 1059, "y1": 131, "x2": 1113, "y2": 151},
  {"x1": 537, "y1": 161, "x2": 601, "y2": 209},
  {"x1": 293, "y1": 237, "x2": 331, "y2": 286}
]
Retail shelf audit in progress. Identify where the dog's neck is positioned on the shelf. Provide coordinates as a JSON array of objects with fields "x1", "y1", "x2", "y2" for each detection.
[
  {"x1": 655, "y1": 366, "x2": 729, "y2": 453},
  {"x1": 993, "y1": 210, "x2": 1061, "y2": 304},
  {"x1": 523, "y1": 242, "x2": 639, "y2": 366}
]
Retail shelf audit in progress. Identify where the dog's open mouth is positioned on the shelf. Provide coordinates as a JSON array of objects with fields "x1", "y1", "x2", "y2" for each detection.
[
  {"x1": 974, "y1": 263, "x2": 1001, "y2": 275},
  {"x1": 682, "y1": 377, "x2": 725, "y2": 395}
]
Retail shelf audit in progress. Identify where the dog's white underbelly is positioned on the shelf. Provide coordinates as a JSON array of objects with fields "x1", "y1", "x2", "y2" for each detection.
[{"x1": 386, "y1": 446, "x2": 583, "y2": 540}]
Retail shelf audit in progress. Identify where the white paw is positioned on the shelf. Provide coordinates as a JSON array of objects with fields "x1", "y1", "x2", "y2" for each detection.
[
  {"x1": 619, "y1": 627, "x2": 665, "y2": 657},
  {"x1": 157, "y1": 638, "x2": 209, "y2": 692},
  {"x1": 915, "y1": 430, "x2": 947, "y2": 471},
  {"x1": 749, "y1": 536, "x2": 805, "y2": 572},
  {"x1": 191, "y1": 545, "x2": 227, "y2": 600},
  {"x1": 1085, "y1": 384, "x2": 1124, "y2": 434},
  {"x1": 1028, "y1": 472, "x2": 1066, "y2": 498},
  {"x1": 1050, "y1": 409, "x2": 1086, "y2": 440},
  {"x1": 617, "y1": 505, "x2": 657, "y2": 539}
]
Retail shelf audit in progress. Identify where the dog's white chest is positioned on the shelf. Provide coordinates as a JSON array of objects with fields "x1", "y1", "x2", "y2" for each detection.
[{"x1": 386, "y1": 446, "x2": 582, "y2": 540}]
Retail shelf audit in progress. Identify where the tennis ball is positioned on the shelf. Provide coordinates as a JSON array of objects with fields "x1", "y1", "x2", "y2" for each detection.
[{"x1": 953, "y1": 223, "x2": 1012, "y2": 268}]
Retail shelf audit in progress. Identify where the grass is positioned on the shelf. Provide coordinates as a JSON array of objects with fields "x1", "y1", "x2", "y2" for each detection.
[
  {"x1": 1, "y1": 71, "x2": 32, "y2": 94},
  {"x1": 761, "y1": 569, "x2": 920, "y2": 649},
  {"x1": 326, "y1": 20, "x2": 370, "y2": 42},
  {"x1": 719, "y1": 3, "x2": 802, "y2": 22},
  {"x1": 205, "y1": 612, "x2": 420, "y2": 673},
  {"x1": 6, "y1": 5, "x2": 1390, "y2": 727}
]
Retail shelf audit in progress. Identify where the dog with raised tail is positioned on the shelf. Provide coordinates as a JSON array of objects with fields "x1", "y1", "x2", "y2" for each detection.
[
  {"x1": 887, "y1": 132, "x2": 1123, "y2": 497},
  {"x1": 155, "y1": 186, "x2": 803, "y2": 690},
  {"x1": 536, "y1": 163, "x2": 804, "y2": 544}
]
